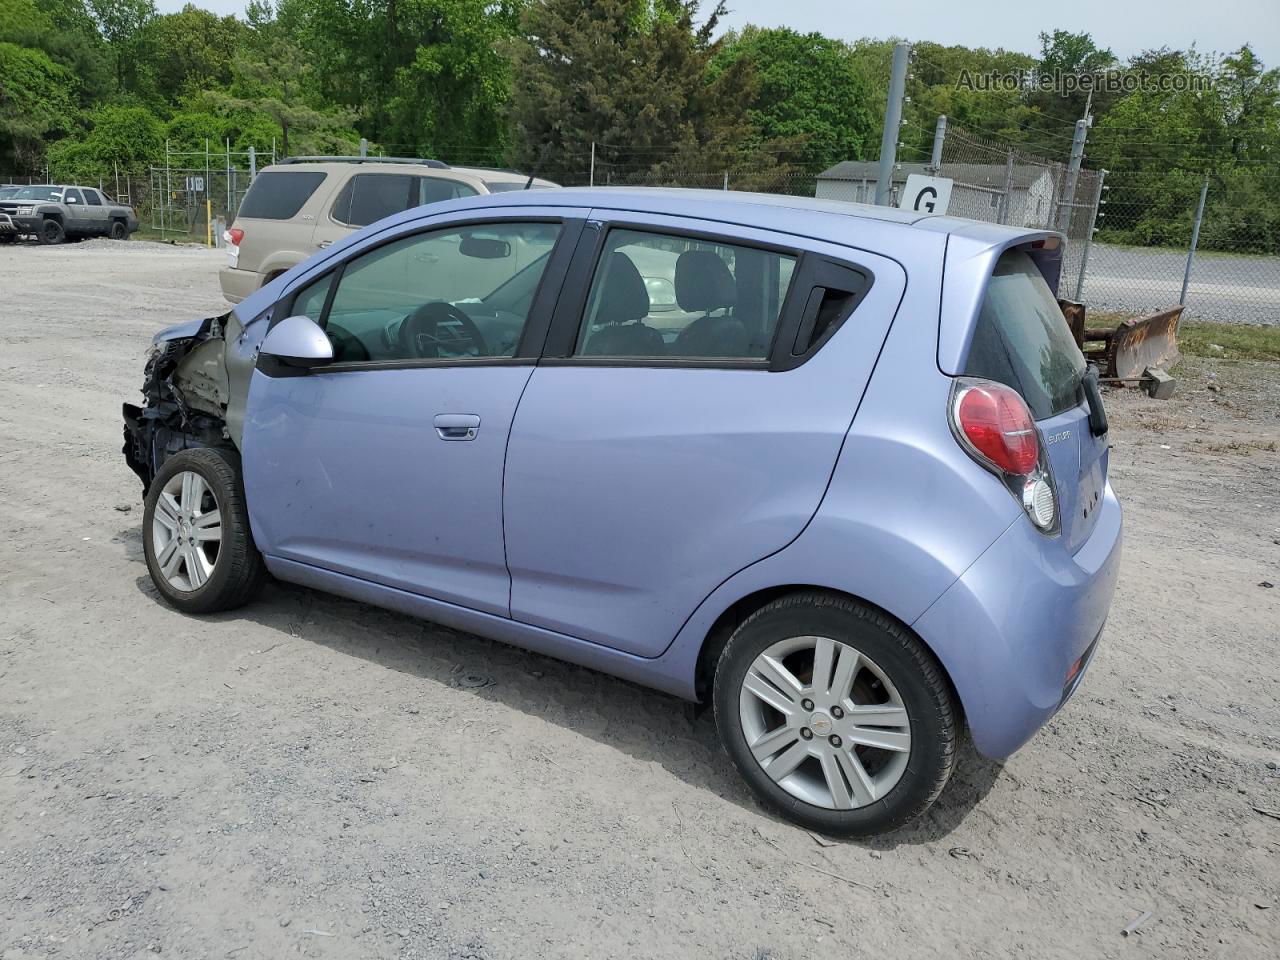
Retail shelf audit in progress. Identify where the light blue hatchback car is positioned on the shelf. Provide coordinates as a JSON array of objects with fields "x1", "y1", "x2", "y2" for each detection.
[{"x1": 123, "y1": 187, "x2": 1122, "y2": 835}]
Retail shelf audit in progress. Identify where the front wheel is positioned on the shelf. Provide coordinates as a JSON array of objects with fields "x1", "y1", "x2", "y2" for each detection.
[
  {"x1": 142, "y1": 448, "x2": 265, "y2": 613},
  {"x1": 714, "y1": 592, "x2": 959, "y2": 836},
  {"x1": 38, "y1": 219, "x2": 64, "y2": 245}
]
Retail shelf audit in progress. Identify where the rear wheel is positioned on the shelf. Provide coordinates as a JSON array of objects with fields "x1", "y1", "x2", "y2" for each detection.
[
  {"x1": 38, "y1": 219, "x2": 64, "y2": 245},
  {"x1": 714, "y1": 591, "x2": 959, "y2": 836},
  {"x1": 142, "y1": 448, "x2": 265, "y2": 613},
  {"x1": 109, "y1": 220, "x2": 128, "y2": 240}
]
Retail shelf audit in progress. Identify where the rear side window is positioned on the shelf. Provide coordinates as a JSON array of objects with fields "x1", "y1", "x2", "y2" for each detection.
[
  {"x1": 964, "y1": 250, "x2": 1086, "y2": 419},
  {"x1": 330, "y1": 173, "x2": 414, "y2": 227},
  {"x1": 418, "y1": 177, "x2": 477, "y2": 204},
  {"x1": 237, "y1": 171, "x2": 327, "y2": 220},
  {"x1": 574, "y1": 229, "x2": 796, "y2": 359},
  {"x1": 84, "y1": 189, "x2": 103, "y2": 206}
]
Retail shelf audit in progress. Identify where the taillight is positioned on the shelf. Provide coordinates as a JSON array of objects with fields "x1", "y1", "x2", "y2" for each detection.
[
  {"x1": 225, "y1": 227, "x2": 243, "y2": 246},
  {"x1": 954, "y1": 381, "x2": 1038, "y2": 475},
  {"x1": 950, "y1": 377, "x2": 1058, "y2": 532}
]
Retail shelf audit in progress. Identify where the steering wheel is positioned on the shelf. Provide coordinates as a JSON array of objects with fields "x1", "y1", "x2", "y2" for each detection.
[{"x1": 399, "y1": 301, "x2": 488, "y2": 359}]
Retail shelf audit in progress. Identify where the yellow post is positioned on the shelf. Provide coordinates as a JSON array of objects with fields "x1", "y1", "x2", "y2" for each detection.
[{"x1": 206, "y1": 199, "x2": 213, "y2": 247}]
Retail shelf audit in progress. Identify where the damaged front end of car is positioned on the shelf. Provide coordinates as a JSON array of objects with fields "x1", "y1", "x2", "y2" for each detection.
[{"x1": 123, "y1": 313, "x2": 232, "y2": 494}]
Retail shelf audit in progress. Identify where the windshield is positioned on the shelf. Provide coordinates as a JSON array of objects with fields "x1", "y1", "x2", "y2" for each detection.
[{"x1": 11, "y1": 186, "x2": 65, "y2": 202}]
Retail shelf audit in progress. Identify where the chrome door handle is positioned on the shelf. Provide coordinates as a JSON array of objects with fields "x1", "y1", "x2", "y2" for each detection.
[{"x1": 434, "y1": 413, "x2": 480, "y2": 441}]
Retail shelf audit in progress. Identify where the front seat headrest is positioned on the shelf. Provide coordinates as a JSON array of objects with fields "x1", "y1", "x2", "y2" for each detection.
[
  {"x1": 675, "y1": 250, "x2": 737, "y2": 313},
  {"x1": 595, "y1": 252, "x2": 650, "y2": 325}
]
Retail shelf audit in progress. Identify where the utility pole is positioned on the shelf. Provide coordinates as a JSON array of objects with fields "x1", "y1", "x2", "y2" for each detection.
[
  {"x1": 1058, "y1": 117, "x2": 1089, "y2": 232},
  {"x1": 875, "y1": 42, "x2": 911, "y2": 206},
  {"x1": 928, "y1": 115, "x2": 947, "y2": 173}
]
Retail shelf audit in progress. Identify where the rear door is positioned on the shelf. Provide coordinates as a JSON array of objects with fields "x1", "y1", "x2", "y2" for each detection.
[
  {"x1": 963, "y1": 249, "x2": 1108, "y2": 551},
  {"x1": 502, "y1": 213, "x2": 907, "y2": 657},
  {"x1": 81, "y1": 189, "x2": 110, "y2": 234}
]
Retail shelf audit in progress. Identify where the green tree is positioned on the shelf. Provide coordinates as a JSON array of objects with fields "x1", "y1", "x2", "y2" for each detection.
[
  {"x1": 0, "y1": 39, "x2": 77, "y2": 167},
  {"x1": 143, "y1": 4, "x2": 245, "y2": 102},
  {"x1": 87, "y1": 0, "x2": 156, "y2": 91},
  {"x1": 711, "y1": 26, "x2": 874, "y2": 170},
  {"x1": 510, "y1": 0, "x2": 762, "y2": 185}
]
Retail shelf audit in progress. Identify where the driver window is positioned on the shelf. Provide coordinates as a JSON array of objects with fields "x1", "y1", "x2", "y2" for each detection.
[{"x1": 319, "y1": 222, "x2": 561, "y2": 363}]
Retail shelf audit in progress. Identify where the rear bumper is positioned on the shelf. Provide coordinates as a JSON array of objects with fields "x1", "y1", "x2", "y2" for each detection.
[
  {"x1": 219, "y1": 266, "x2": 260, "y2": 304},
  {"x1": 913, "y1": 482, "x2": 1123, "y2": 759}
]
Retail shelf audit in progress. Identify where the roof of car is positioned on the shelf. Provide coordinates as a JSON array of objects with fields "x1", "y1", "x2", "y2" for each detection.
[
  {"x1": 441, "y1": 186, "x2": 1059, "y2": 244},
  {"x1": 260, "y1": 160, "x2": 557, "y2": 190}
]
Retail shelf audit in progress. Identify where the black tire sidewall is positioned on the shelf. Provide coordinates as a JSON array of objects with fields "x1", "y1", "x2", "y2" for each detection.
[
  {"x1": 39, "y1": 220, "x2": 64, "y2": 245},
  {"x1": 714, "y1": 596, "x2": 956, "y2": 836},
  {"x1": 110, "y1": 221, "x2": 127, "y2": 240},
  {"x1": 142, "y1": 449, "x2": 253, "y2": 614}
]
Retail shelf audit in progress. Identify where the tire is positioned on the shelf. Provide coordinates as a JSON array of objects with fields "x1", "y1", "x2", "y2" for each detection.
[
  {"x1": 38, "y1": 219, "x2": 64, "y2": 245},
  {"x1": 110, "y1": 220, "x2": 128, "y2": 240},
  {"x1": 0, "y1": 234, "x2": 14, "y2": 244},
  {"x1": 713, "y1": 591, "x2": 959, "y2": 837},
  {"x1": 142, "y1": 447, "x2": 265, "y2": 614}
]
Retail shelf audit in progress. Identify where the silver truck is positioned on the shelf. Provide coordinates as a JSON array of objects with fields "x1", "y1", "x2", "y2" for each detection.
[{"x1": 0, "y1": 184, "x2": 139, "y2": 244}]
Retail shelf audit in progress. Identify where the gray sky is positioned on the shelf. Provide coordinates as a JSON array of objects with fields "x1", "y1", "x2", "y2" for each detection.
[{"x1": 159, "y1": 0, "x2": 1278, "y2": 65}]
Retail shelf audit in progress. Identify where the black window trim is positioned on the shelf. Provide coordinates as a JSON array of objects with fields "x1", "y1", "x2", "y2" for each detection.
[
  {"x1": 539, "y1": 218, "x2": 875, "y2": 372},
  {"x1": 262, "y1": 215, "x2": 584, "y2": 376}
]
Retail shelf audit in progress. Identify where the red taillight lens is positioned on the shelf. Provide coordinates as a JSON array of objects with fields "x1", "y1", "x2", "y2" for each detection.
[
  {"x1": 954, "y1": 380, "x2": 1039, "y2": 476},
  {"x1": 226, "y1": 227, "x2": 243, "y2": 246}
]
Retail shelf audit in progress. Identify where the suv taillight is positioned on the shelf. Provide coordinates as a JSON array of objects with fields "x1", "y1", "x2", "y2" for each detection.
[
  {"x1": 950, "y1": 377, "x2": 1058, "y2": 532},
  {"x1": 225, "y1": 227, "x2": 243, "y2": 246}
]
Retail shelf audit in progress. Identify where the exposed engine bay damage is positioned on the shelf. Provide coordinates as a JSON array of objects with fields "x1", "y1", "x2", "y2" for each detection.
[{"x1": 122, "y1": 312, "x2": 232, "y2": 493}]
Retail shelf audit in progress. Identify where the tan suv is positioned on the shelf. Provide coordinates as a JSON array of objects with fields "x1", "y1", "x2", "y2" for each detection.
[{"x1": 220, "y1": 157, "x2": 558, "y2": 303}]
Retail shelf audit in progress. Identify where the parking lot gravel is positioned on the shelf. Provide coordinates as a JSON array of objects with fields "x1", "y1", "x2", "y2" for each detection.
[{"x1": 1, "y1": 240, "x2": 1278, "y2": 959}]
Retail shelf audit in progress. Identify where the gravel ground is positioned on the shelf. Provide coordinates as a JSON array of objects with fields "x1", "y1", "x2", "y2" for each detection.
[
  {"x1": 1082, "y1": 244, "x2": 1280, "y2": 325},
  {"x1": 1, "y1": 240, "x2": 1278, "y2": 960}
]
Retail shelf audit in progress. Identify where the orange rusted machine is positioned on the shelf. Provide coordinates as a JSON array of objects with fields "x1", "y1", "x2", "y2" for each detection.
[{"x1": 1059, "y1": 301, "x2": 1181, "y2": 399}]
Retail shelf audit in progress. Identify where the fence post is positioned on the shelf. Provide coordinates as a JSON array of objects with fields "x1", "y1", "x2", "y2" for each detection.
[
  {"x1": 249, "y1": 146, "x2": 256, "y2": 179},
  {"x1": 875, "y1": 42, "x2": 911, "y2": 206},
  {"x1": 1074, "y1": 168, "x2": 1107, "y2": 301},
  {"x1": 999, "y1": 149, "x2": 1015, "y2": 224},
  {"x1": 929, "y1": 115, "x2": 947, "y2": 173},
  {"x1": 589, "y1": 142, "x2": 595, "y2": 187},
  {"x1": 1180, "y1": 175, "x2": 1210, "y2": 310},
  {"x1": 1058, "y1": 119, "x2": 1088, "y2": 232},
  {"x1": 359, "y1": 138, "x2": 368, "y2": 158},
  {"x1": 723, "y1": 170, "x2": 729, "y2": 191},
  {"x1": 164, "y1": 141, "x2": 171, "y2": 238}
]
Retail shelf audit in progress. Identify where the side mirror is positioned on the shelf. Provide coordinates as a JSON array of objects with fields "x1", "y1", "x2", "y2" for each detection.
[
  {"x1": 259, "y1": 315, "x2": 333, "y2": 368},
  {"x1": 66, "y1": 197, "x2": 78, "y2": 204}
]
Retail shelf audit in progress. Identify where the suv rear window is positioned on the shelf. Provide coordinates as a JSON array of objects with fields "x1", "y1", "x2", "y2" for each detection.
[
  {"x1": 964, "y1": 249, "x2": 1086, "y2": 420},
  {"x1": 237, "y1": 171, "x2": 327, "y2": 220}
]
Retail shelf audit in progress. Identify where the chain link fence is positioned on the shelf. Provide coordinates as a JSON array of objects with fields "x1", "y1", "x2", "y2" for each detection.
[
  {"x1": 1083, "y1": 171, "x2": 1280, "y2": 325},
  {"x1": 7, "y1": 131, "x2": 1276, "y2": 325}
]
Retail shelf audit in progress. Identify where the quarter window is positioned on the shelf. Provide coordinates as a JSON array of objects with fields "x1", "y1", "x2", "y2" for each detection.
[
  {"x1": 573, "y1": 229, "x2": 796, "y2": 359},
  {"x1": 298, "y1": 221, "x2": 562, "y2": 363}
]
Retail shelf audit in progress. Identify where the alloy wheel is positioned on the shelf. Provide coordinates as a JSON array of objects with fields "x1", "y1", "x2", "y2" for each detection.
[
  {"x1": 738, "y1": 635, "x2": 912, "y2": 810},
  {"x1": 151, "y1": 470, "x2": 223, "y2": 591}
]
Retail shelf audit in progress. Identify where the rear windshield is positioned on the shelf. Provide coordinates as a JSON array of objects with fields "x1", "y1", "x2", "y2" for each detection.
[
  {"x1": 964, "y1": 249, "x2": 1086, "y2": 419},
  {"x1": 236, "y1": 171, "x2": 327, "y2": 220}
]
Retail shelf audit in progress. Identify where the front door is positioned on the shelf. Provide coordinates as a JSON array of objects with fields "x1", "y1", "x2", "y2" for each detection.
[
  {"x1": 502, "y1": 214, "x2": 907, "y2": 657},
  {"x1": 242, "y1": 214, "x2": 580, "y2": 616}
]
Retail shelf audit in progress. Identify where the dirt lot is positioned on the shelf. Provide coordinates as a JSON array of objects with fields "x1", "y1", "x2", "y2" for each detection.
[{"x1": 1, "y1": 240, "x2": 1278, "y2": 960}]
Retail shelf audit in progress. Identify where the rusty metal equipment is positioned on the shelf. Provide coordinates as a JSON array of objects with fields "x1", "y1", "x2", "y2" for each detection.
[{"x1": 1058, "y1": 300, "x2": 1181, "y2": 399}]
